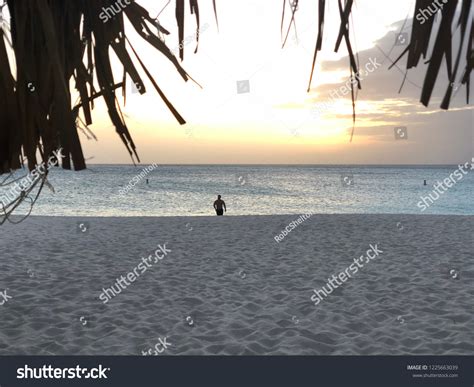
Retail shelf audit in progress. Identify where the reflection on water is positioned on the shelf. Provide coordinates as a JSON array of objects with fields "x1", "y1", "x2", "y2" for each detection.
[{"x1": 1, "y1": 165, "x2": 472, "y2": 216}]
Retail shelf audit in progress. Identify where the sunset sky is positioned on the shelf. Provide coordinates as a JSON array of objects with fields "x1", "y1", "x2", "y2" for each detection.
[{"x1": 79, "y1": 0, "x2": 473, "y2": 164}]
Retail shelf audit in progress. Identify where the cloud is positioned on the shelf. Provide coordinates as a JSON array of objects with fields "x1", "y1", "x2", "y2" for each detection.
[
  {"x1": 306, "y1": 16, "x2": 473, "y2": 163},
  {"x1": 317, "y1": 17, "x2": 471, "y2": 108}
]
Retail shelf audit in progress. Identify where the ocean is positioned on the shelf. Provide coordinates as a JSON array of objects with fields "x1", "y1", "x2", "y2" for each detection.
[{"x1": 1, "y1": 164, "x2": 473, "y2": 217}]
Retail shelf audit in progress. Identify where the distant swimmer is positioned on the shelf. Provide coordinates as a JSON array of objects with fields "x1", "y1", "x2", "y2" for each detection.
[
  {"x1": 424, "y1": 179, "x2": 427, "y2": 186},
  {"x1": 213, "y1": 195, "x2": 226, "y2": 216}
]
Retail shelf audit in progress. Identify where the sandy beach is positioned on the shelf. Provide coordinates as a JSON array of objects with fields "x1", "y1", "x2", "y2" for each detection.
[{"x1": 0, "y1": 214, "x2": 472, "y2": 355}]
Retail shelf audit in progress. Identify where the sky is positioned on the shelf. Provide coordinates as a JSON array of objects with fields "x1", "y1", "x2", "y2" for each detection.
[{"x1": 79, "y1": 0, "x2": 473, "y2": 164}]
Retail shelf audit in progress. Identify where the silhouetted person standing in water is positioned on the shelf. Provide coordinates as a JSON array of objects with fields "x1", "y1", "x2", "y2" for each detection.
[{"x1": 214, "y1": 195, "x2": 226, "y2": 216}]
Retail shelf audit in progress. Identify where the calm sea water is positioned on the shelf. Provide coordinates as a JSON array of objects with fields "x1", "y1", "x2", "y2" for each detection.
[{"x1": 2, "y1": 165, "x2": 473, "y2": 216}]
